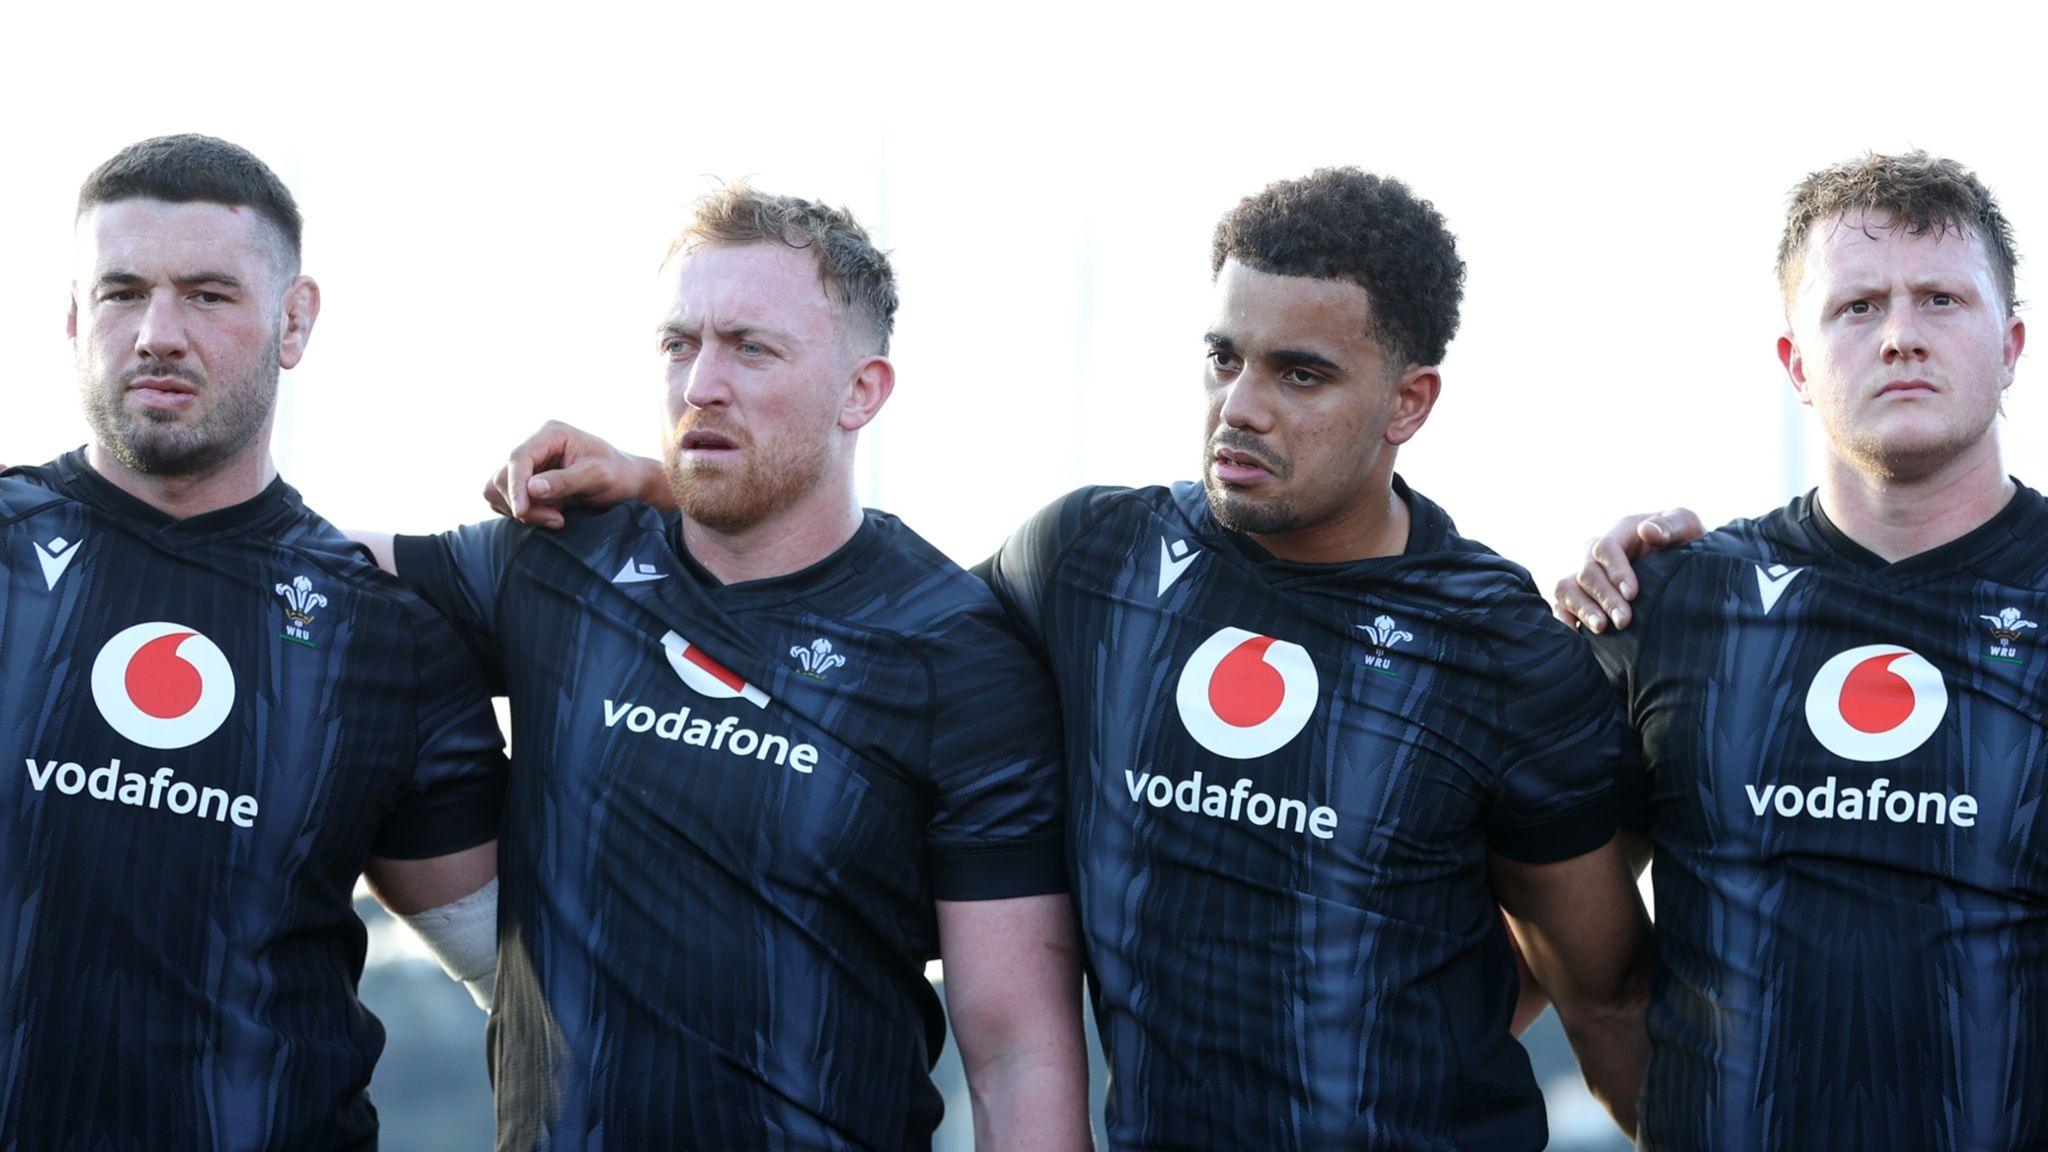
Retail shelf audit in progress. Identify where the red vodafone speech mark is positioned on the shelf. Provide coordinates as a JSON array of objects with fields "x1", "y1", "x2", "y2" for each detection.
[
  {"x1": 1840, "y1": 652, "x2": 1915, "y2": 734},
  {"x1": 683, "y1": 645, "x2": 747, "y2": 693},
  {"x1": 126, "y1": 632, "x2": 203, "y2": 719},
  {"x1": 1210, "y1": 635, "x2": 1285, "y2": 728}
]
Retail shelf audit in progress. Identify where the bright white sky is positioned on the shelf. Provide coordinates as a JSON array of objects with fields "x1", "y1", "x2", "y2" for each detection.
[{"x1": 6, "y1": 2, "x2": 2045, "y2": 593}]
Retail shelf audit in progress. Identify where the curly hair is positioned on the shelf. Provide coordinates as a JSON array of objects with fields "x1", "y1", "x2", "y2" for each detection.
[
  {"x1": 1211, "y1": 168, "x2": 1465, "y2": 367},
  {"x1": 77, "y1": 134, "x2": 303, "y2": 277},
  {"x1": 666, "y1": 183, "x2": 898, "y2": 356},
  {"x1": 1778, "y1": 151, "x2": 2020, "y2": 314}
]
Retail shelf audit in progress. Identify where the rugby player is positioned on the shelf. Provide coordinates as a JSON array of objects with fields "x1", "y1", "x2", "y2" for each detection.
[
  {"x1": 363, "y1": 188, "x2": 1089, "y2": 1150},
  {"x1": 500, "y1": 169, "x2": 1655, "y2": 1149},
  {"x1": 1554, "y1": 151, "x2": 2045, "y2": 1150},
  {"x1": 0, "y1": 135, "x2": 506, "y2": 1150}
]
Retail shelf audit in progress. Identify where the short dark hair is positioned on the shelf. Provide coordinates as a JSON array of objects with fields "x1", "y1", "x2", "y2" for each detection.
[
  {"x1": 1778, "y1": 150, "x2": 2019, "y2": 314},
  {"x1": 76, "y1": 134, "x2": 304, "y2": 275},
  {"x1": 1211, "y1": 167, "x2": 1465, "y2": 367},
  {"x1": 666, "y1": 184, "x2": 897, "y2": 356}
]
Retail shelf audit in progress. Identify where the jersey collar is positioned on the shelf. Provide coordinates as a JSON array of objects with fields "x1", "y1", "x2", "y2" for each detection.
[
  {"x1": 1803, "y1": 479, "x2": 2044, "y2": 585},
  {"x1": 664, "y1": 509, "x2": 891, "y2": 607},
  {"x1": 50, "y1": 447, "x2": 298, "y2": 541}
]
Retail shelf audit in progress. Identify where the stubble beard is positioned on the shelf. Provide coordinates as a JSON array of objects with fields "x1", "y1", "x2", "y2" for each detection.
[
  {"x1": 1202, "y1": 428, "x2": 1299, "y2": 536},
  {"x1": 79, "y1": 333, "x2": 280, "y2": 478}
]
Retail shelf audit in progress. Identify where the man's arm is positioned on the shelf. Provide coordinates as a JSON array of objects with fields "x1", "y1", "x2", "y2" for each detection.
[
  {"x1": 1491, "y1": 838, "x2": 1652, "y2": 1138},
  {"x1": 936, "y1": 893, "x2": 1091, "y2": 1151},
  {"x1": 364, "y1": 841, "x2": 500, "y2": 1010},
  {"x1": 1551, "y1": 509, "x2": 1705, "y2": 633},
  {"x1": 483, "y1": 420, "x2": 672, "y2": 527}
]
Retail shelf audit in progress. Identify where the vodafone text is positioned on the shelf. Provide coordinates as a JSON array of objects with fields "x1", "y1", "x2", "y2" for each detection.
[
  {"x1": 602, "y1": 698, "x2": 819, "y2": 773},
  {"x1": 25, "y1": 757, "x2": 258, "y2": 827},
  {"x1": 1745, "y1": 776, "x2": 1976, "y2": 827},
  {"x1": 1125, "y1": 769, "x2": 1338, "y2": 840}
]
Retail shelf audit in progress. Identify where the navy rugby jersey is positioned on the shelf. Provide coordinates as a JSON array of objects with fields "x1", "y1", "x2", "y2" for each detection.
[
  {"x1": 395, "y1": 504, "x2": 1066, "y2": 1152},
  {"x1": 981, "y1": 477, "x2": 1627, "y2": 1151},
  {"x1": 1590, "y1": 484, "x2": 2048, "y2": 1152},
  {"x1": 0, "y1": 450, "x2": 506, "y2": 1152}
]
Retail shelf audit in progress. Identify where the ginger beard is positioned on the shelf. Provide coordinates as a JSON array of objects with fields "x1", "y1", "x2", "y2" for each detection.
[
  {"x1": 78, "y1": 328, "x2": 280, "y2": 477},
  {"x1": 661, "y1": 412, "x2": 831, "y2": 533}
]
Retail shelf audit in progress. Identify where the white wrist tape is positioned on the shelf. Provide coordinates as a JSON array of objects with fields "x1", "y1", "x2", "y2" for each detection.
[{"x1": 398, "y1": 877, "x2": 499, "y2": 1012}]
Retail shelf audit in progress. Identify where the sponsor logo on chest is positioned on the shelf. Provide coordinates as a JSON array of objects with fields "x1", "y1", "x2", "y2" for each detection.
[
  {"x1": 21, "y1": 622, "x2": 258, "y2": 828},
  {"x1": 599, "y1": 632, "x2": 822, "y2": 774},
  {"x1": 1743, "y1": 643, "x2": 1974, "y2": 828}
]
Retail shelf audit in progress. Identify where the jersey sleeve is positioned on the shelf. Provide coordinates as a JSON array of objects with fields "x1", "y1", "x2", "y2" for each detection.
[
  {"x1": 1585, "y1": 551, "x2": 1684, "y2": 836},
  {"x1": 392, "y1": 518, "x2": 532, "y2": 693},
  {"x1": 976, "y1": 485, "x2": 1120, "y2": 653},
  {"x1": 370, "y1": 596, "x2": 509, "y2": 859},
  {"x1": 918, "y1": 603, "x2": 1068, "y2": 902},
  {"x1": 1484, "y1": 615, "x2": 1630, "y2": 863}
]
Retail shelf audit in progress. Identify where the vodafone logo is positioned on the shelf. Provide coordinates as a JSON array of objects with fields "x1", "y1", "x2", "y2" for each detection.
[
  {"x1": 1175, "y1": 627, "x2": 1319, "y2": 759},
  {"x1": 661, "y1": 631, "x2": 771, "y2": 708},
  {"x1": 89, "y1": 622, "x2": 237, "y2": 750},
  {"x1": 1803, "y1": 644, "x2": 1948, "y2": 763}
]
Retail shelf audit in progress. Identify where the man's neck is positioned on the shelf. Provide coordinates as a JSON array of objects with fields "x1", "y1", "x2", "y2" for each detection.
[
  {"x1": 1249, "y1": 464, "x2": 1410, "y2": 565},
  {"x1": 1816, "y1": 441, "x2": 2013, "y2": 563},
  {"x1": 84, "y1": 442, "x2": 278, "y2": 520},
  {"x1": 679, "y1": 488, "x2": 866, "y2": 586}
]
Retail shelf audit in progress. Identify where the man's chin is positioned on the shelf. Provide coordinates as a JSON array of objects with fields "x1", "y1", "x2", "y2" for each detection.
[{"x1": 1203, "y1": 481, "x2": 1296, "y2": 537}]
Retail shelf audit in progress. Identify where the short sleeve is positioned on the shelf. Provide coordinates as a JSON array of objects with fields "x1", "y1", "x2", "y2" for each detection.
[
  {"x1": 393, "y1": 518, "x2": 532, "y2": 693},
  {"x1": 370, "y1": 597, "x2": 509, "y2": 860},
  {"x1": 1485, "y1": 616, "x2": 1631, "y2": 864},
  {"x1": 919, "y1": 602, "x2": 1067, "y2": 902},
  {"x1": 1586, "y1": 554, "x2": 1681, "y2": 836},
  {"x1": 976, "y1": 486, "x2": 1121, "y2": 654}
]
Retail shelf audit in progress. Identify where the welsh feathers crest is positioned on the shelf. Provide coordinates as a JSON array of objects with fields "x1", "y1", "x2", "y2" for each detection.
[
  {"x1": 790, "y1": 638, "x2": 846, "y2": 680},
  {"x1": 1980, "y1": 607, "x2": 2038, "y2": 645},
  {"x1": 1361, "y1": 615, "x2": 1413, "y2": 649},
  {"x1": 275, "y1": 575, "x2": 328, "y2": 625}
]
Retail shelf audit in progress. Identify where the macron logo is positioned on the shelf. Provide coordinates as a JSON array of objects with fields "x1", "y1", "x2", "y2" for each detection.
[
  {"x1": 1756, "y1": 563, "x2": 1802, "y2": 614},
  {"x1": 35, "y1": 536, "x2": 82, "y2": 590},
  {"x1": 1158, "y1": 537, "x2": 1200, "y2": 596},
  {"x1": 613, "y1": 558, "x2": 666, "y2": 585}
]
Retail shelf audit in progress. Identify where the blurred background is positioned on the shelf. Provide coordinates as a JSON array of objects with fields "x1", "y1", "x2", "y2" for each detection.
[{"x1": 11, "y1": 2, "x2": 2045, "y2": 1147}]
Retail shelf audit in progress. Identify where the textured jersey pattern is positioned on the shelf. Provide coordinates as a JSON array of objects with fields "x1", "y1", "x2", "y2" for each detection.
[
  {"x1": 1592, "y1": 486, "x2": 2048, "y2": 1152},
  {"x1": 397, "y1": 505, "x2": 1065, "y2": 1152},
  {"x1": 0, "y1": 451, "x2": 505, "y2": 1152},
  {"x1": 982, "y1": 479, "x2": 1625, "y2": 1151}
]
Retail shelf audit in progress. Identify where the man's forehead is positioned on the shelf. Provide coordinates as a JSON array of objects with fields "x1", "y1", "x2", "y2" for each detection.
[
  {"x1": 657, "y1": 240, "x2": 840, "y2": 324},
  {"x1": 1802, "y1": 212, "x2": 1993, "y2": 275},
  {"x1": 1212, "y1": 259, "x2": 1375, "y2": 338},
  {"x1": 77, "y1": 198, "x2": 281, "y2": 272}
]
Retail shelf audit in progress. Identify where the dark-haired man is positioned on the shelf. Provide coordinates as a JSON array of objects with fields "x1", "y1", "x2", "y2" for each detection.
[
  {"x1": 0, "y1": 135, "x2": 506, "y2": 1150},
  {"x1": 369, "y1": 186, "x2": 1089, "y2": 1150},
  {"x1": 502, "y1": 169, "x2": 1653, "y2": 1149},
  {"x1": 1554, "y1": 151, "x2": 2046, "y2": 1150}
]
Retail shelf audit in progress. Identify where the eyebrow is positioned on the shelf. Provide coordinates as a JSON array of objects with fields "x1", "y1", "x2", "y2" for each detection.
[
  {"x1": 1208, "y1": 331, "x2": 1344, "y2": 375},
  {"x1": 95, "y1": 270, "x2": 248, "y2": 290}
]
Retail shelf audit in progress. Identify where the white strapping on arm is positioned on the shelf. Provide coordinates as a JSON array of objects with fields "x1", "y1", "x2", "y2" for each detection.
[{"x1": 397, "y1": 877, "x2": 499, "y2": 1012}]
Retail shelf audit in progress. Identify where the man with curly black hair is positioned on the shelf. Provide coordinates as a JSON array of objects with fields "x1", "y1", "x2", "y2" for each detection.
[{"x1": 492, "y1": 168, "x2": 1653, "y2": 1149}]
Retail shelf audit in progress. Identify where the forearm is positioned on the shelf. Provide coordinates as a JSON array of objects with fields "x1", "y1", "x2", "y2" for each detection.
[
  {"x1": 1553, "y1": 967, "x2": 1650, "y2": 1136},
  {"x1": 965, "y1": 1042, "x2": 1091, "y2": 1151}
]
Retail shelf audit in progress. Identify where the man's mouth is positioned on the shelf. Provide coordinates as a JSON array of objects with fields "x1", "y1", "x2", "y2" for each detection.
[
  {"x1": 1210, "y1": 444, "x2": 1278, "y2": 484},
  {"x1": 1877, "y1": 378, "x2": 1938, "y2": 398},
  {"x1": 680, "y1": 428, "x2": 741, "y2": 452}
]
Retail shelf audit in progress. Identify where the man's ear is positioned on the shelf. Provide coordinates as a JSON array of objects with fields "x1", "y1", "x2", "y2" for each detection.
[
  {"x1": 1778, "y1": 332, "x2": 1812, "y2": 406},
  {"x1": 839, "y1": 355, "x2": 895, "y2": 432},
  {"x1": 1383, "y1": 364, "x2": 1441, "y2": 447},
  {"x1": 278, "y1": 276, "x2": 321, "y2": 371}
]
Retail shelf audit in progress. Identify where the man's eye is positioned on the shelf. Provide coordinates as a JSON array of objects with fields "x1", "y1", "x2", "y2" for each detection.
[
  {"x1": 1207, "y1": 349, "x2": 1240, "y2": 371},
  {"x1": 661, "y1": 337, "x2": 694, "y2": 356},
  {"x1": 1283, "y1": 369, "x2": 1323, "y2": 387},
  {"x1": 738, "y1": 341, "x2": 766, "y2": 356},
  {"x1": 1844, "y1": 300, "x2": 1875, "y2": 315},
  {"x1": 1930, "y1": 293, "x2": 1957, "y2": 307},
  {"x1": 193, "y1": 292, "x2": 230, "y2": 305}
]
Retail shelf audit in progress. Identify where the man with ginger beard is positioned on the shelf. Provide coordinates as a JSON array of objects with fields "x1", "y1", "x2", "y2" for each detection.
[
  {"x1": 370, "y1": 186, "x2": 1089, "y2": 1150},
  {"x1": 491, "y1": 169, "x2": 1655, "y2": 1150}
]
